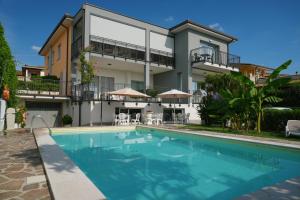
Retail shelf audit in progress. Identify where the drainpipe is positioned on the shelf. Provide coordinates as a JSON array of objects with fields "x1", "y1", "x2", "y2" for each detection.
[{"x1": 61, "y1": 24, "x2": 69, "y2": 96}]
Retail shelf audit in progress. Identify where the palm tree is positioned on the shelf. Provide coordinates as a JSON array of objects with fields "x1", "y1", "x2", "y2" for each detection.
[{"x1": 230, "y1": 60, "x2": 292, "y2": 133}]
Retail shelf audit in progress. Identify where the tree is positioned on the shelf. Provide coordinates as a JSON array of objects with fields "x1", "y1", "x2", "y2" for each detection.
[
  {"x1": 230, "y1": 60, "x2": 292, "y2": 133},
  {"x1": 79, "y1": 48, "x2": 94, "y2": 84},
  {"x1": 0, "y1": 22, "x2": 18, "y2": 107}
]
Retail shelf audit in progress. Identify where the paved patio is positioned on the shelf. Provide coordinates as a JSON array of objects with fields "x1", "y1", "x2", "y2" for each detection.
[{"x1": 0, "y1": 129, "x2": 51, "y2": 200}]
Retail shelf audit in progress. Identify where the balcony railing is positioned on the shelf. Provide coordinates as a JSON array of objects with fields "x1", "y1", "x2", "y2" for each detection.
[
  {"x1": 71, "y1": 82, "x2": 205, "y2": 104},
  {"x1": 191, "y1": 47, "x2": 240, "y2": 67},
  {"x1": 90, "y1": 35, "x2": 146, "y2": 62},
  {"x1": 89, "y1": 35, "x2": 175, "y2": 68},
  {"x1": 17, "y1": 78, "x2": 71, "y2": 96}
]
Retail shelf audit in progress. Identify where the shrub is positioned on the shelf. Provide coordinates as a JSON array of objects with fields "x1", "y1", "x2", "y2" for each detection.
[
  {"x1": 41, "y1": 75, "x2": 59, "y2": 80},
  {"x1": 15, "y1": 106, "x2": 27, "y2": 128},
  {"x1": 62, "y1": 114, "x2": 73, "y2": 125},
  {"x1": 262, "y1": 109, "x2": 300, "y2": 132},
  {"x1": 146, "y1": 89, "x2": 159, "y2": 97}
]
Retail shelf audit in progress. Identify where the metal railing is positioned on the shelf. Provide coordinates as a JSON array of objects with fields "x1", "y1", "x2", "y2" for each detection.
[
  {"x1": 191, "y1": 46, "x2": 240, "y2": 67},
  {"x1": 30, "y1": 114, "x2": 52, "y2": 135},
  {"x1": 17, "y1": 78, "x2": 71, "y2": 96},
  {"x1": 89, "y1": 35, "x2": 175, "y2": 68},
  {"x1": 71, "y1": 82, "x2": 206, "y2": 104}
]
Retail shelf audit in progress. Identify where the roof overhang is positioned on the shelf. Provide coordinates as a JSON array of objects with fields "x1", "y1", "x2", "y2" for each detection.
[
  {"x1": 170, "y1": 20, "x2": 237, "y2": 43},
  {"x1": 39, "y1": 14, "x2": 73, "y2": 56}
]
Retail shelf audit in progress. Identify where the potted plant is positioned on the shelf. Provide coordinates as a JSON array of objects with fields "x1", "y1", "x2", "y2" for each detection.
[
  {"x1": 62, "y1": 114, "x2": 73, "y2": 127},
  {"x1": 15, "y1": 106, "x2": 27, "y2": 128}
]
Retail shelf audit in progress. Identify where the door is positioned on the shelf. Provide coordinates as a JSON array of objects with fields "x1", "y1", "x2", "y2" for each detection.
[{"x1": 25, "y1": 102, "x2": 62, "y2": 128}]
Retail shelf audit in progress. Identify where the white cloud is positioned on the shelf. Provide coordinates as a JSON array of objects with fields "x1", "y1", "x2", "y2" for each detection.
[
  {"x1": 31, "y1": 45, "x2": 41, "y2": 52},
  {"x1": 209, "y1": 23, "x2": 224, "y2": 32},
  {"x1": 164, "y1": 16, "x2": 174, "y2": 22}
]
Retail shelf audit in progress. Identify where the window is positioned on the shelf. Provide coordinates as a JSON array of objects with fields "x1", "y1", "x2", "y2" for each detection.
[
  {"x1": 200, "y1": 41, "x2": 220, "y2": 63},
  {"x1": 49, "y1": 49, "x2": 55, "y2": 65},
  {"x1": 57, "y1": 44, "x2": 61, "y2": 61},
  {"x1": 131, "y1": 80, "x2": 144, "y2": 92},
  {"x1": 100, "y1": 76, "x2": 115, "y2": 92},
  {"x1": 47, "y1": 56, "x2": 50, "y2": 68}
]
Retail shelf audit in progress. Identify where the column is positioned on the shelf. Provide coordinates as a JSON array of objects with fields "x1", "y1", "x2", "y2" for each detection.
[{"x1": 144, "y1": 29, "x2": 150, "y2": 90}]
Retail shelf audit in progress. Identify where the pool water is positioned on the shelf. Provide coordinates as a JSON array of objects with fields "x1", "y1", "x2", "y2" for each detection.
[{"x1": 52, "y1": 129, "x2": 300, "y2": 200}]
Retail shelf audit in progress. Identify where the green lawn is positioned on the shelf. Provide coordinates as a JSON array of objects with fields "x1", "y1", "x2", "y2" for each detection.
[{"x1": 179, "y1": 124, "x2": 300, "y2": 141}]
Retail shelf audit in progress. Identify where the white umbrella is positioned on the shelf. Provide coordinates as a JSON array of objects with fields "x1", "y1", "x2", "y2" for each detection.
[
  {"x1": 107, "y1": 87, "x2": 150, "y2": 98},
  {"x1": 158, "y1": 89, "x2": 192, "y2": 123}
]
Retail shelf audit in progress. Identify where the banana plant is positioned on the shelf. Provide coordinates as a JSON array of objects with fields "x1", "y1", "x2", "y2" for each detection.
[{"x1": 230, "y1": 60, "x2": 292, "y2": 133}]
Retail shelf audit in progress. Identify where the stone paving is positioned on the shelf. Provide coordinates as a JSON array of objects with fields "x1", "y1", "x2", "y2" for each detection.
[{"x1": 0, "y1": 129, "x2": 51, "y2": 200}]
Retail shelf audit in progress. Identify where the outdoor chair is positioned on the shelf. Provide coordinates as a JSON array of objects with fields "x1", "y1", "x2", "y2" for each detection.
[
  {"x1": 145, "y1": 113, "x2": 154, "y2": 125},
  {"x1": 155, "y1": 113, "x2": 163, "y2": 125},
  {"x1": 113, "y1": 114, "x2": 119, "y2": 126},
  {"x1": 177, "y1": 113, "x2": 184, "y2": 124},
  {"x1": 285, "y1": 120, "x2": 300, "y2": 137},
  {"x1": 131, "y1": 113, "x2": 141, "y2": 125},
  {"x1": 184, "y1": 113, "x2": 190, "y2": 124},
  {"x1": 119, "y1": 113, "x2": 129, "y2": 125}
]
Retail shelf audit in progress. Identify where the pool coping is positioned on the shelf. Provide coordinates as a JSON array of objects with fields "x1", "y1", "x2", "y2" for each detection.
[
  {"x1": 136, "y1": 125, "x2": 300, "y2": 150},
  {"x1": 51, "y1": 126, "x2": 136, "y2": 134},
  {"x1": 33, "y1": 128, "x2": 107, "y2": 200}
]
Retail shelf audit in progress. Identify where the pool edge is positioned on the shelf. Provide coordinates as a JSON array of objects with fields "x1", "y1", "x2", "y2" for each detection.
[
  {"x1": 33, "y1": 128, "x2": 106, "y2": 200},
  {"x1": 136, "y1": 125, "x2": 300, "y2": 150}
]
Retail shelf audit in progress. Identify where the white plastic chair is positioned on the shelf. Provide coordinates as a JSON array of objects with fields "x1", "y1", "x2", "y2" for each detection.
[
  {"x1": 113, "y1": 114, "x2": 119, "y2": 126},
  {"x1": 131, "y1": 113, "x2": 141, "y2": 125},
  {"x1": 119, "y1": 113, "x2": 128, "y2": 125}
]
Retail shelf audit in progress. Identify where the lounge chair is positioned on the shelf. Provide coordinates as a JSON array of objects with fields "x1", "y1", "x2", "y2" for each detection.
[{"x1": 285, "y1": 120, "x2": 300, "y2": 137}]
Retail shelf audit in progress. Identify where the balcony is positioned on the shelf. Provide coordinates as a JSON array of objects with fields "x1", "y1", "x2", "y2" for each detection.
[
  {"x1": 89, "y1": 35, "x2": 175, "y2": 68},
  {"x1": 17, "y1": 78, "x2": 71, "y2": 98},
  {"x1": 191, "y1": 47, "x2": 240, "y2": 68}
]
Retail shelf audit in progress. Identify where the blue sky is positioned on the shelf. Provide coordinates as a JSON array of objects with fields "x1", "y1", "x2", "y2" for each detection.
[{"x1": 0, "y1": 0, "x2": 299, "y2": 74}]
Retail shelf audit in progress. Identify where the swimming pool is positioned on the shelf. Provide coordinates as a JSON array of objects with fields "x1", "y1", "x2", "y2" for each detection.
[{"x1": 52, "y1": 128, "x2": 300, "y2": 200}]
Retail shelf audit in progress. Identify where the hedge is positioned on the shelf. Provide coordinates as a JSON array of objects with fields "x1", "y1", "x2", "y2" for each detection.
[
  {"x1": 262, "y1": 109, "x2": 300, "y2": 132},
  {"x1": 18, "y1": 80, "x2": 59, "y2": 92}
]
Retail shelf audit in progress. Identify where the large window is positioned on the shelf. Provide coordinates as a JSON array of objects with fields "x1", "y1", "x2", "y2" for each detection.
[
  {"x1": 150, "y1": 53, "x2": 174, "y2": 66},
  {"x1": 72, "y1": 18, "x2": 83, "y2": 58},
  {"x1": 90, "y1": 40, "x2": 146, "y2": 61}
]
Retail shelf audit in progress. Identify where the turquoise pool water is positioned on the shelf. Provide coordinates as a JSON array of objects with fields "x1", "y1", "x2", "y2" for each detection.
[{"x1": 52, "y1": 129, "x2": 300, "y2": 200}]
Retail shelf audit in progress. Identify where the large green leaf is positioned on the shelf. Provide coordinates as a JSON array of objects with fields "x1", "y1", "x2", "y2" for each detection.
[
  {"x1": 267, "y1": 60, "x2": 292, "y2": 83},
  {"x1": 230, "y1": 71, "x2": 255, "y2": 87},
  {"x1": 263, "y1": 77, "x2": 291, "y2": 93},
  {"x1": 264, "y1": 96, "x2": 282, "y2": 103}
]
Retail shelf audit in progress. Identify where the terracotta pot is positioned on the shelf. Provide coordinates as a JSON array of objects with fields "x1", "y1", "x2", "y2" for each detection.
[{"x1": 2, "y1": 86, "x2": 10, "y2": 101}]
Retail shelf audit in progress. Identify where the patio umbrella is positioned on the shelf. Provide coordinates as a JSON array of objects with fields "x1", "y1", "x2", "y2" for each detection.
[
  {"x1": 158, "y1": 89, "x2": 192, "y2": 123},
  {"x1": 107, "y1": 87, "x2": 150, "y2": 98},
  {"x1": 100, "y1": 88, "x2": 149, "y2": 126}
]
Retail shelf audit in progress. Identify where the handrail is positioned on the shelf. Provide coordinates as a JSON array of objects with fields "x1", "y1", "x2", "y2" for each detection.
[{"x1": 30, "y1": 114, "x2": 52, "y2": 135}]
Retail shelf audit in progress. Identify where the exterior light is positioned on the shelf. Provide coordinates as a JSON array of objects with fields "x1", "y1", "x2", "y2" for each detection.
[
  {"x1": 122, "y1": 101, "x2": 125, "y2": 106},
  {"x1": 108, "y1": 101, "x2": 111, "y2": 105}
]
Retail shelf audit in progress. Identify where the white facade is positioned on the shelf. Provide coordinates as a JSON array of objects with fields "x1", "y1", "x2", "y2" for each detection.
[
  {"x1": 71, "y1": 101, "x2": 200, "y2": 126},
  {"x1": 150, "y1": 32, "x2": 174, "y2": 53},
  {"x1": 90, "y1": 15, "x2": 146, "y2": 47}
]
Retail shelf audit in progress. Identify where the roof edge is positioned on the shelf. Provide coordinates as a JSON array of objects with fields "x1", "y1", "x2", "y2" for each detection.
[
  {"x1": 170, "y1": 20, "x2": 238, "y2": 42},
  {"x1": 39, "y1": 14, "x2": 73, "y2": 55}
]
